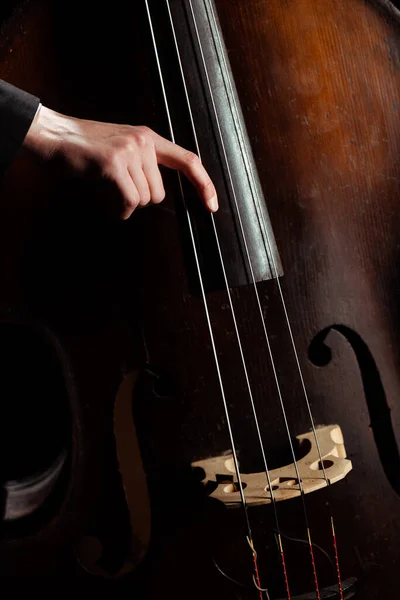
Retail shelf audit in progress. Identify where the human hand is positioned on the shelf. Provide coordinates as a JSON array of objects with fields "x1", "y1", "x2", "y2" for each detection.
[{"x1": 23, "y1": 106, "x2": 218, "y2": 219}]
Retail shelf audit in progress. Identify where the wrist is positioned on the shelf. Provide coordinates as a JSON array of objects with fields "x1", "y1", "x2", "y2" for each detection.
[{"x1": 23, "y1": 105, "x2": 68, "y2": 160}]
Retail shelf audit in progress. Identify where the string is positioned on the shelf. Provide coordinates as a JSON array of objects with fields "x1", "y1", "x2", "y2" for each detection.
[
  {"x1": 197, "y1": 1, "x2": 344, "y2": 597},
  {"x1": 144, "y1": 2, "x2": 265, "y2": 598},
  {"x1": 146, "y1": 0, "x2": 341, "y2": 597},
  {"x1": 204, "y1": 1, "x2": 344, "y2": 595},
  {"x1": 184, "y1": 0, "x2": 324, "y2": 596}
]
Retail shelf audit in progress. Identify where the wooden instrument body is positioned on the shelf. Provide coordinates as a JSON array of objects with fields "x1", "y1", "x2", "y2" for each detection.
[{"x1": 0, "y1": 1, "x2": 399, "y2": 598}]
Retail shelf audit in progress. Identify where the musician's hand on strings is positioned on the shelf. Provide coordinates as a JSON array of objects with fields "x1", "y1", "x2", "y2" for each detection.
[{"x1": 23, "y1": 105, "x2": 218, "y2": 219}]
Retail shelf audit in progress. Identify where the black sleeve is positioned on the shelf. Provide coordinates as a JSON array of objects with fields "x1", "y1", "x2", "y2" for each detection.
[{"x1": 0, "y1": 79, "x2": 40, "y2": 177}]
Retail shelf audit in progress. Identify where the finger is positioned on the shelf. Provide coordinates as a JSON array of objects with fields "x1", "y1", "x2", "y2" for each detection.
[
  {"x1": 128, "y1": 164, "x2": 151, "y2": 207},
  {"x1": 154, "y1": 135, "x2": 218, "y2": 212},
  {"x1": 142, "y1": 148, "x2": 165, "y2": 204},
  {"x1": 115, "y1": 167, "x2": 140, "y2": 219}
]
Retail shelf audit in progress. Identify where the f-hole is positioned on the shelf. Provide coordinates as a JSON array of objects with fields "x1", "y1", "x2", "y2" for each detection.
[{"x1": 309, "y1": 324, "x2": 400, "y2": 497}]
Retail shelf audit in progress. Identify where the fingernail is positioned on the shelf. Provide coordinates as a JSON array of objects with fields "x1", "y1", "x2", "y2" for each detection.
[{"x1": 209, "y1": 195, "x2": 218, "y2": 212}]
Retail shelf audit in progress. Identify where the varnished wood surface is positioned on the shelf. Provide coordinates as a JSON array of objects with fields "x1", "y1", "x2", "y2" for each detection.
[{"x1": 0, "y1": 1, "x2": 399, "y2": 598}]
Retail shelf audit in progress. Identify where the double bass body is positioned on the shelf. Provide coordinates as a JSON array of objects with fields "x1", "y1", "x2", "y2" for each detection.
[{"x1": 0, "y1": 0, "x2": 399, "y2": 597}]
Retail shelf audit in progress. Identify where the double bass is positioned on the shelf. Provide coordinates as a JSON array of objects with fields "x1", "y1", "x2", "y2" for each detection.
[{"x1": 0, "y1": 0, "x2": 399, "y2": 597}]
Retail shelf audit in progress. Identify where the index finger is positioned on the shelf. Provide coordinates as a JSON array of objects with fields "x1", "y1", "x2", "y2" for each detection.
[{"x1": 154, "y1": 134, "x2": 218, "y2": 212}]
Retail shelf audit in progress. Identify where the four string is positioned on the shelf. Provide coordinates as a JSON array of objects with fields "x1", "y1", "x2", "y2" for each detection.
[
  {"x1": 203, "y1": 1, "x2": 343, "y2": 595},
  {"x1": 144, "y1": 1, "x2": 344, "y2": 598}
]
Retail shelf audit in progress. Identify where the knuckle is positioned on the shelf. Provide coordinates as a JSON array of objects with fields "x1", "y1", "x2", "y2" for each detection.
[
  {"x1": 135, "y1": 133, "x2": 148, "y2": 149},
  {"x1": 131, "y1": 193, "x2": 140, "y2": 208},
  {"x1": 121, "y1": 139, "x2": 136, "y2": 155},
  {"x1": 136, "y1": 125, "x2": 152, "y2": 135},
  {"x1": 126, "y1": 190, "x2": 140, "y2": 210},
  {"x1": 133, "y1": 126, "x2": 153, "y2": 148},
  {"x1": 151, "y1": 189, "x2": 166, "y2": 204},
  {"x1": 141, "y1": 191, "x2": 151, "y2": 205},
  {"x1": 184, "y1": 151, "x2": 200, "y2": 166}
]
